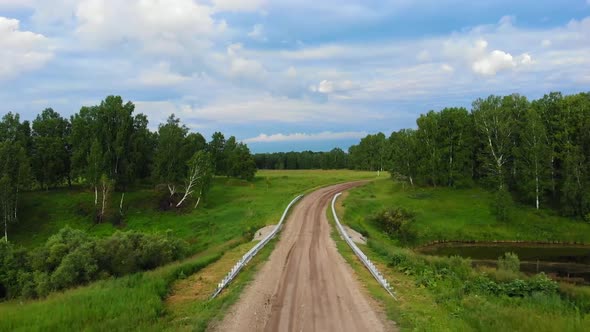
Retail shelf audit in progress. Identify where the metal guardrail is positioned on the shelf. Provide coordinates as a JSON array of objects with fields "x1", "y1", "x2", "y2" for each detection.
[
  {"x1": 331, "y1": 192, "x2": 397, "y2": 299},
  {"x1": 210, "y1": 194, "x2": 304, "y2": 299}
]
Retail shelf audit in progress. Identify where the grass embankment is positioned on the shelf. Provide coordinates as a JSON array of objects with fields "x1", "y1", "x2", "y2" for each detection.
[
  {"x1": 343, "y1": 179, "x2": 590, "y2": 246},
  {"x1": 2, "y1": 170, "x2": 376, "y2": 330},
  {"x1": 12, "y1": 169, "x2": 377, "y2": 249},
  {"x1": 333, "y1": 181, "x2": 590, "y2": 331}
]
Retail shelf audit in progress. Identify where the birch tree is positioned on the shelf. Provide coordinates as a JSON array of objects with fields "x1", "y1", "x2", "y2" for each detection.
[
  {"x1": 472, "y1": 96, "x2": 514, "y2": 190},
  {"x1": 176, "y1": 151, "x2": 214, "y2": 208},
  {"x1": 153, "y1": 115, "x2": 188, "y2": 200},
  {"x1": 518, "y1": 108, "x2": 550, "y2": 209},
  {"x1": 416, "y1": 111, "x2": 441, "y2": 186},
  {"x1": 389, "y1": 129, "x2": 418, "y2": 187},
  {"x1": 438, "y1": 107, "x2": 473, "y2": 187}
]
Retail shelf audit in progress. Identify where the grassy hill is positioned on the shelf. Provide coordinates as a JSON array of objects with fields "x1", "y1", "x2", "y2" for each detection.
[
  {"x1": 342, "y1": 179, "x2": 590, "y2": 246},
  {"x1": 11, "y1": 170, "x2": 378, "y2": 250}
]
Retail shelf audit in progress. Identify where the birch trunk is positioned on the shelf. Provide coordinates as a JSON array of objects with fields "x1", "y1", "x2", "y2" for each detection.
[
  {"x1": 120, "y1": 192, "x2": 125, "y2": 214},
  {"x1": 194, "y1": 191, "x2": 202, "y2": 209},
  {"x1": 94, "y1": 186, "x2": 98, "y2": 206}
]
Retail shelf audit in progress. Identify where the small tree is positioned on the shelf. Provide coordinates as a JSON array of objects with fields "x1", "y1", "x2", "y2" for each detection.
[
  {"x1": 176, "y1": 151, "x2": 214, "y2": 208},
  {"x1": 498, "y1": 252, "x2": 520, "y2": 273}
]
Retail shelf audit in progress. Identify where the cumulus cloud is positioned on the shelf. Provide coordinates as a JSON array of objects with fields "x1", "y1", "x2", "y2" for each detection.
[
  {"x1": 468, "y1": 39, "x2": 532, "y2": 76},
  {"x1": 0, "y1": 16, "x2": 53, "y2": 80},
  {"x1": 226, "y1": 43, "x2": 267, "y2": 79},
  {"x1": 136, "y1": 62, "x2": 190, "y2": 86},
  {"x1": 243, "y1": 131, "x2": 367, "y2": 143},
  {"x1": 72, "y1": 0, "x2": 224, "y2": 53}
]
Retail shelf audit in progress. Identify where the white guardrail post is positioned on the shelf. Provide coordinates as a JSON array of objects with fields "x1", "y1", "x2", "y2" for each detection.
[
  {"x1": 331, "y1": 192, "x2": 397, "y2": 299},
  {"x1": 210, "y1": 194, "x2": 303, "y2": 299}
]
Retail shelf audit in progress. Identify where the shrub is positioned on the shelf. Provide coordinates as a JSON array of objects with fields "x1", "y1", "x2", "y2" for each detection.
[
  {"x1": 0, "y1": 227, "x2": 190, "y2": 300},
  {"x1": 371, "y1": 207, "x2": 416, "y2": 243},
  {"x1": 498, "y1": 252, "x2": 520, "y2": 273},
  {"x1": 491, "y1": 188, "x2": 513, "y2": 221}
]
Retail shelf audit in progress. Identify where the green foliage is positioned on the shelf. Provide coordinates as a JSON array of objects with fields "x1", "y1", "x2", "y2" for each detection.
[
  {"x1": 492, "y1": 188, "x2": 514, "y2": 221},
  {"x1": 0, "y1": 227, "x2": 189, "y2": 300},
  {"x1": 370, "y1": 207, "x2": 416, "y2": 243},
  {"x1": 498, "y1": 252, "x2": 520, "y2": 273},
  {"x1": 255, "y1": 148, "x2": 349, "y2": 170}
]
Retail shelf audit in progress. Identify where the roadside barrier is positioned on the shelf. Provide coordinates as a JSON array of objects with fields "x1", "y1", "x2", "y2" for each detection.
[
  {"x1": 210, "y1": 194, "x2": 303, "y2": 299},
  {"x1": 331, "y1": 192, "x2": 396, "y2": 299}
]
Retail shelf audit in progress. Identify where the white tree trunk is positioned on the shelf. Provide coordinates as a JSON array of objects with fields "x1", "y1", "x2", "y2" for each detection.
[
  {"x1": 167, "y1": 184, "x2": 176, "y2": 198},
  {"x1": 177, "y1": 164, "x2": 202, "y2": 208},
  {"x1": 194, "y1": 191, "x2": 202, "y2": 209},
  {"x1": 94, "y1": 186, "x2": 98, "y2": 206},
  {"x1": 100, "y1": 182, "x2": 108, "y2": 222},
  {"x1": 120, "y1": 192, "x2": 125, "y2": 214},
  {"x1": 535, "y1": 176, "x2": 540, "y2": 210}
]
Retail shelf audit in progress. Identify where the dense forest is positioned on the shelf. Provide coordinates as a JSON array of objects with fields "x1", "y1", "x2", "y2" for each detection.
[
  {"x1": 348, "y1": 92, "x2": 590, "y2": 219},
  {"x1": 0, "y1": 96, "x2": 257, "y2": 241},
  {"x1": 254, "y1": 148, "x2": 348, "y2": 170}
]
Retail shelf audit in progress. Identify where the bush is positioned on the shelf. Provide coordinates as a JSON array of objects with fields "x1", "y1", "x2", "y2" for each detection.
[
  {"x1": 498, "y1": 252, "x2": 520, "y2": 273},
  {"x1": 371, "y1": 207, "x2": 416, "y2": 243},
  {"x1": 0, "y1": 227, "x2": 190, "y2": 300},
  {"x1": 491, "y1": 188, "x2": 513, "y2": 221}
]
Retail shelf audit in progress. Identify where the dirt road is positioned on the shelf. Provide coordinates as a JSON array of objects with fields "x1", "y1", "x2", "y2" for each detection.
[{"x1": 214, "y1": 182, "x2": 394, "y2": 332}]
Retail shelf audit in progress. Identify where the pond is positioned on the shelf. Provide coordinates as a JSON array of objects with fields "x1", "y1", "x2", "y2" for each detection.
[{"x1": 417, "y1": 243, "x2": 590, "y2": 284}]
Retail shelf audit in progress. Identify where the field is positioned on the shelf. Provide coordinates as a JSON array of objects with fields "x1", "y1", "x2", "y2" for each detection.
[
  {"x1": 11, "y1": 170, "x2": 378, "y2": 249},
  {"x1": 0, "y1": 170, "x2": 377, "y2": 330},
  {"x1": 342, "y1": 179, "x2": 590, "y2": 246},
  {"x1": 333, "y1": 180, "x2": 590, "y2": 331}
]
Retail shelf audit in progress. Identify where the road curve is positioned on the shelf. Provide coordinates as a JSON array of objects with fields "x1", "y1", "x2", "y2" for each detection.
[{"x1": 213, "y1": 182, "x2": 394, "y2": 332}]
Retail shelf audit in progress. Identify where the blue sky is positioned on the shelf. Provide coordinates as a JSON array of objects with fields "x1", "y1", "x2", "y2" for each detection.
[{"x1": 1, "y1": 0, "x2": 590, "y2": 152}]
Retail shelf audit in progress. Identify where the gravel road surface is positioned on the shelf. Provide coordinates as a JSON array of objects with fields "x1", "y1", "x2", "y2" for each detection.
[{"x1": 214, "y1": 182, "x2": 394, "y2": 332}]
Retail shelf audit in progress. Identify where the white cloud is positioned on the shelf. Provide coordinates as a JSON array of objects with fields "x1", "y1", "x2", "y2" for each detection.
[
  {"x1": 441, "y1": 63, "x2": 454, "y2": 72},
  {"x1": 135, "y1": 94, "x2": 381, "y2": 126},
  {"x1": 247, "y1": 24, "x2": 266, "y2": 41},
  {"x1": 0, "y1": 16, "x2": 53, "y2": 80},
  {"x1": 226, "y1": 43, "x2": 267, "y2": 79},
  {"x1": 243, "y1": 131, "x2": 367, "y2": 143},
  {"x1": 315, "y1": 79, "x2": 356, "y2": 94},
  {"x1": 72, "y1": 0, "x2": 223, "y2": 53},
  {"x1": 136, "y1": 62, "x2": 190, "y2": 86},
  {"x1": 541, "y1": 39, "x2": 552, "y2": 47},
  {"x1": 212, "y1": 0, "x2": 266, "y2": 12},
  {"x1": 467, "y1": 39, "x2": 532, "y2": 76}
]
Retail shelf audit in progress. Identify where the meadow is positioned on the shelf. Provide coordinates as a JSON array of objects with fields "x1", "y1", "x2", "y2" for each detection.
[{"x1": 342, "y1": 179, "x2": 590, "y2": 246}]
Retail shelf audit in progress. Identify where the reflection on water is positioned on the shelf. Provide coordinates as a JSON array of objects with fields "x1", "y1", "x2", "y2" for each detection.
[{"x1": 417, "y1": 243, "x2": 590, "y2": 284}]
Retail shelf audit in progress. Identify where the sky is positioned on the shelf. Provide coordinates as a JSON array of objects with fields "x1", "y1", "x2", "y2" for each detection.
[{"x1": 1, "y1": 0, "x2": 590, "y2": 153}]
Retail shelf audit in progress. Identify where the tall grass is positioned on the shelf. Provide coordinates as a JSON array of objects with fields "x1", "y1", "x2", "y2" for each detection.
[{"x1": 0, "y1": 253, "x2": 220, "y2": 331}]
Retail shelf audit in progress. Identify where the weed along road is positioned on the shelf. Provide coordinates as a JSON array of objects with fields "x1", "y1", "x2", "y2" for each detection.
[{"x1": 215, "y1": 182, "x2": 394, "y2": 332}]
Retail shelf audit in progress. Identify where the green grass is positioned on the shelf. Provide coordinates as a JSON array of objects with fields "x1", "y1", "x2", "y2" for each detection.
[
  {"x1": 333, "y1": 182, "x2": 590, "y2": 331},
  {"x1": 0, "y1": 251, "x2": 222, "y2": 332},
  {"x1": 342, "y1": 179, "x2": 590, "y2": 246},
  {"x1": 2, "y1": 170, "x2": 377, "y2": 330},
  {"x1": 11, "y1": 170, "x2": 378, "y2": 249}
]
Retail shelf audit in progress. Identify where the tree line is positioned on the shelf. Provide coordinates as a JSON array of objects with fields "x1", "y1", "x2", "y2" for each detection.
[
  {"x1": 254, "y1": 148, "x2": 348, "y2": 170},
  {"x1": 348, "y1": 92, "x2": 590, "y2": 219},
  {"x1": 0, "y1": 96, "x2": 257, "y2": 241}
]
